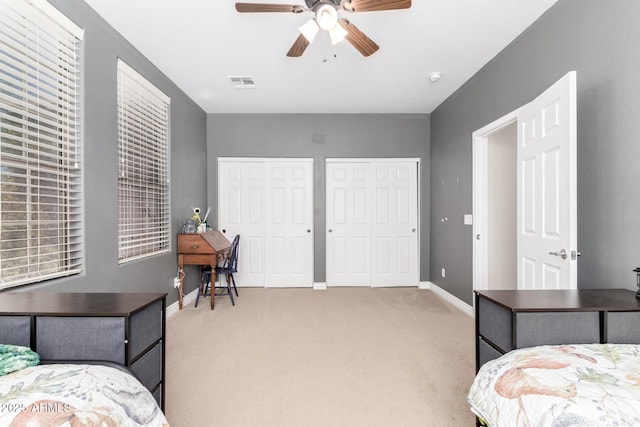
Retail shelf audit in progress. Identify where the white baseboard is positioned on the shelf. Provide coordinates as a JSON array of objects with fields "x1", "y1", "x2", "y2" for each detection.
[
  {"x1": 168, "y1": 281, "x2": 474, "y2": 317},
  {"x1": 425, "y1": 281, "x2": 474, "y2": 317},
  {"x1": 166, "y1": 288, "x2": 199, "y2": 318},
  {"x1": 418, "y1": 281, "x2": 431, "y2": 290}
]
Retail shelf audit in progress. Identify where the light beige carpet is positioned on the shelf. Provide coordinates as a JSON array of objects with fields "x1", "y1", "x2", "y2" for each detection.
[{"x1": 165, "y1": 287, "x2": 476, "y2": 427}]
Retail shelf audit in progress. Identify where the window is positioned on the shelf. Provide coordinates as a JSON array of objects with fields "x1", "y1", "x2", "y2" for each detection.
[
  {"x1": 117, "y1": 59, "x2": 170, "y2": 263},
  {"x1": 0, "y1": 0, "x2": 84, "y2": 289}
]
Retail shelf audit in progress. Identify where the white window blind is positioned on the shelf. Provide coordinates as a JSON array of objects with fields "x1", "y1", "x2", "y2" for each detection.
[
  {"x1": 117, "y1": 59, "x2": 170, "y2": 263},
  {"x1": 0, "y1": 0, "x2": 84, "y2": 289}
]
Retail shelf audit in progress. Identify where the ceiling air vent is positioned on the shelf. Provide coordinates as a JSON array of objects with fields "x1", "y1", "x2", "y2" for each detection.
[{"x1": 228, "y1": 76, "x2": 255, "y2": 89}]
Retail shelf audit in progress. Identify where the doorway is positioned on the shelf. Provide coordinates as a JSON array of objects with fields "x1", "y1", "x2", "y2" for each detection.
[
  {"x1": 473, "y1": 115, "x2": 518, "y2": 292},
  {"x1": 473, "y1": 71, "x2": 578, "y2": 296},
  {"x1": 486, "y1": 122, "x2": 517, "y2": 290}
]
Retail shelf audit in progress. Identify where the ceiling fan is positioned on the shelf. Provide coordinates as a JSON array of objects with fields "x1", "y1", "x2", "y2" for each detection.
[{"x1": 235, "y1": 0, "x2": 411, "y2": 57}]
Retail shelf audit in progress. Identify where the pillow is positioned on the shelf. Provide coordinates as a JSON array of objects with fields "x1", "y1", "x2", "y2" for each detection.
[{"x1": 0, "y1": 344, "x2": 40, "y2": 376}]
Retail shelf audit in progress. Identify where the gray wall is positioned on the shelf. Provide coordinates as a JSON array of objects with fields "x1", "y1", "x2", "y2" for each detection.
[
  {"x1": 207, "y1": 114, "x2": 430, "y2": 283},
  {"x1": 430, "y1": 0, "x2": 640, "y2": 304},
  {"x1": 8, "y1": 0, "x2": 208, "y2": 304}
]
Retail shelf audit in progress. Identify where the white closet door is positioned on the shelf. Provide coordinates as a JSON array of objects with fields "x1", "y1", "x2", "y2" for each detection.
[
  {"x1": 371, "y1": 161, "x2": 419, "y2": 287},
  {"x1": 326, "y1": 162, "x2": 371, "y2": 286},
  {"x1": 218, "y1": 160, "x2": 265, "y2": 287},
  {"x1": 218, "y1": 158, "x2": 314, "y2": 288},
  {"x1": 326, "y1": 159, "x2": 419, "y2": 287},
  {"x1": 265, "y1": 160, "x2": 313, "y2": 287}
]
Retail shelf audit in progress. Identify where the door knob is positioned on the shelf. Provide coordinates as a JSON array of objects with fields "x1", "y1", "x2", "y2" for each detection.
[
  {"x1": 307, "y1": 229, "x2": 311, "y2": 233},
  {"x1": 328, "y1": 229, "x2": 333, "y2": 233},
  {"x1": 412, "y1": 228, "x2": 416, "y2": 233},
  {"x1": 548, "y1": 248, "x2": 568, "y2": 259}
]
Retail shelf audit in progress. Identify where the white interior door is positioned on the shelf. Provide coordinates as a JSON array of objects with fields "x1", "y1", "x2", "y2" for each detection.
[
  {"x1": 371, "y1": 161, "x2": 419, "y2": 286},
  {"x1": 326, "y1": 161, "x2": 371, "y2": 286},
  {"x1": 218, "y1": 158, "x2": 314, "y2": 288},
  {"x1": 326, "y1": 159, "x2": 419, "y2": 287},
  {"x1": 265, "y1": 160, "x2": 313, "y2": 287},
  {"x1": 517, "y1": 71, "x2": 577, "y2": 290},
  {"x1": 218, "y1": 160, "x2": 265, "y2": 287}
]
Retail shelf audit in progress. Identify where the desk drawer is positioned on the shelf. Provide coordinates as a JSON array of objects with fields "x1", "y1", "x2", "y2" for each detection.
[
  {"x1": 36, "y1": 316, "x2": 125, "y2": 363},
  {"x1": 178, "y1": 235, "x2": 210, "y2": 254},
  {"x1": 182, "y1": 254, "x2": 217, "y2": 266},
  {"x1": 129, "y1": 300, "x2": 162, "y2": 361},
  {"x1": 607, "y1": 312, "x2": 640, "y2": 344},
  {"x1": 478, "y1": 297, "x2": 513, "y2": 352},
  {"x1": 478, "y1": 337, "x2": 504, "y2": 368},
  {"x1": 130, "y1": 343, "x2": 162, "y2": 391},
  {"x1": 0, "y1": 316, "x2": 31, "y2": 347},
  {"x1": 516, "y1": 311, "x2": 600, "y2": 348}
]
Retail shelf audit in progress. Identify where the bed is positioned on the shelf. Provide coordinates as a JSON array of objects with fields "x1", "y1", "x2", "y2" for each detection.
[
  {"x1": 0, "y1": 345, "x2": 169, "y2": 427},
  {"x1": 467, "y1": 343, "x2": 640, "y2": 427}
]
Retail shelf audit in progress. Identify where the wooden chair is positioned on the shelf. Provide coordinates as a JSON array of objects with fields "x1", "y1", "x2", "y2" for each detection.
[{"x1": 197, "y1": 235, "x2": 240, "y2": 307}]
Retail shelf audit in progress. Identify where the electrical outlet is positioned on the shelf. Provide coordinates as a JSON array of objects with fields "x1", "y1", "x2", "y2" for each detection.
[
  {"x1": 173, "y1": 277, "x2": 180, "y2": 288},
  {"x1": 441, "y1": 268, "x2": 446, "y2": 278}
]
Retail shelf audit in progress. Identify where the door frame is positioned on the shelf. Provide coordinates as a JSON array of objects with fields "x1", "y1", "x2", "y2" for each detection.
[
  {"x1": 473, "y1": 72, "x2": 578, "y2": 300},
  {"x1": 472, "y1": 111, "x2": 519, "y2": 296},
  {"x1": 325, "y1": 157, "x2": 421, "y2": 287}
]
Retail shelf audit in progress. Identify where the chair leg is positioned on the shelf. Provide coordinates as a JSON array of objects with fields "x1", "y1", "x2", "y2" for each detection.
[
  {"x1": 226, "y1": 274, "x2": 235, "y2": 306},
  {"x1": 196, "y1": 272, "x2": 211, "y2": 308},
  {"x1": 195, "y1": 274, "x2": 204, "y2": 308},
  {"x1": 231, "y1": 273, "x2": 238, "y2": 297}
]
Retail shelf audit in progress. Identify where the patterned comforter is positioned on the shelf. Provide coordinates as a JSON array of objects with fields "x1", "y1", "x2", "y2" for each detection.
[
  {"x1": 467, "y1": 344, "x2": 640, "y2": 427},
  {"x1": 0, "y1": 363, "x2": 169, "y2": 426}
]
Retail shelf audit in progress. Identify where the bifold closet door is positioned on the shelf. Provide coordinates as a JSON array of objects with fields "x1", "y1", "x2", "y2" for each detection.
[
  {"x1": 370, "y1": 161, "x2": 418, "y2": 287},
  {"x1": 218, "y1": 160, "x2": 266, "y2": 287},
  {"x1": 326, "y1": 159, "x2": 419, "y2": 287},
  {"x1": 265, "y1": 161, "x2": 313, "y2": 287},
  {"x1": 218, "y1": 159, "x2": 313, "y2": 288},
  {"x1": 326, "y1": 162, "x2": 371, "y2": 286}
]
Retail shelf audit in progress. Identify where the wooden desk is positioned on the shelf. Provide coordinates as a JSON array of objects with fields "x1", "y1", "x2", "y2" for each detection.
[{"x1": 177, "y1": 231, "x2": 230, "y2": 309}]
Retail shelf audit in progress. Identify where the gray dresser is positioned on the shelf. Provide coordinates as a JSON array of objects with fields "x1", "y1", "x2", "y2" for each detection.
[
  {"x1": 475, "y1": 289, "x2": 640, "y2": 371},
  {"x1": 0, "y1": 292, "x2": 166, "y2": 409}
]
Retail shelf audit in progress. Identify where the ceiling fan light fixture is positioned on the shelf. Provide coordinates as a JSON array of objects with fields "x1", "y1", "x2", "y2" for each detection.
[
  {"x1": 328, "y1": 23, "x2": 348, "y2": 45},
  {"x1": 316, "y1": 4, "x2": 337, "y2": 31},
  {"x1": 299, "y1": 19, "x2": 319, "y2": 43}
]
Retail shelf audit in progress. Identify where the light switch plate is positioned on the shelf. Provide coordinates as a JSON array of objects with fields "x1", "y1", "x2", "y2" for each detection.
[{"x1": 464, "y1": 214, "x2": 473, "y2": 225}]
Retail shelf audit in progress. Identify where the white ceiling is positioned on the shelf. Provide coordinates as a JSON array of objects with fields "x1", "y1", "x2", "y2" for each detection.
[{"x1": 82, "y1": 0, "x2": 559, "y2": 114}]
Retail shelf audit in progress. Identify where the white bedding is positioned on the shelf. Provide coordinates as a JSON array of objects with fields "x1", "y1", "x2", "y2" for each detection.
[
  {"x1": 0, "y1": 363, "x2": 169, "y2": 426},
  {"x1": 468, "y1": 343, "x2": 640, "y2": 427}
]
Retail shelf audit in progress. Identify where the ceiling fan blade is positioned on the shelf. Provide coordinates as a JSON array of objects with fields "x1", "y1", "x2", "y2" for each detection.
[
  {"x1": 287, "y1": 34, "x2": 311, "y2": 57},
  {"x1": 342, "y1": 0, "x2": 411, "y2": 13},
  {"x1": 235, "y1": 3, "x2": 307, "y2": 13},
  {"x1": 337, "y1": 19, "x2": 379, "y2": 57}
]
